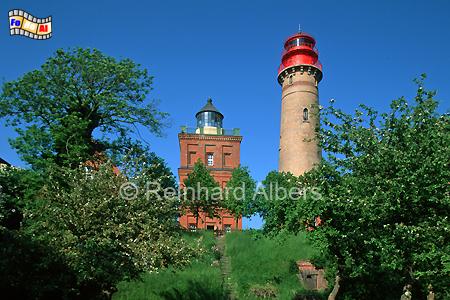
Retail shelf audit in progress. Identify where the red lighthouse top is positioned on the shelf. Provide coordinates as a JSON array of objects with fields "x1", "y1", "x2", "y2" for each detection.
[{"x1": 277, "y1": 32, "x2": 323, "y2": 81}]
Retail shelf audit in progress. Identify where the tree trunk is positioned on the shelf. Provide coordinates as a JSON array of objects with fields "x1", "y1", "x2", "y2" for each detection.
[
  {"x1": 195, "y1": 207, "x2": 200, "y2": 229},
  {"x1": 328, "y1": 275, "x2": 341, "y2": 300}
]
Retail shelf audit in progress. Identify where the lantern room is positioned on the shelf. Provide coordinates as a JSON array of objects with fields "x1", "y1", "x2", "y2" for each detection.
[
  {"x1": 194, "y1": 98, "x2": 224, "y2": 135},
  {"x1": 277, "y1": 32, "x2": 323, "y2": 82},
  {"x1": 196, "y1": 98, "x2": 223, "y2": 129}
]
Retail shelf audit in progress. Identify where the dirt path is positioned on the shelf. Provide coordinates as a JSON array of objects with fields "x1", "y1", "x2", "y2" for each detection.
[{"x1": 216, "y1": 235, "x2": 237, "y2": 300}]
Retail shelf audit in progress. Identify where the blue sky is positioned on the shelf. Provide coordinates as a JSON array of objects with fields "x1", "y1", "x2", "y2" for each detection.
[{"x1": 1, "y1": 0, "x2": 449, "y2": 229}]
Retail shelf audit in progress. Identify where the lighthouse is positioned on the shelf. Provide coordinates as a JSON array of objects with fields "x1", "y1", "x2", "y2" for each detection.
[
  {"x1": 277, "y1": 32, "x2": 323, "y2": 176},
  {"x1": 178, "y1": 99, "x2": 243, "y2": 231}
]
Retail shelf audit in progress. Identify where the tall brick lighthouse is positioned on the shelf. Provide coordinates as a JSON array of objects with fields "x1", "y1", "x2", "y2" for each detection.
[
  {"x1": 277, "y1": 32, "x2": 323, "y2": 176},
  {"x1": 178, "y1": 99, "x2": 243, "y2": 232}
]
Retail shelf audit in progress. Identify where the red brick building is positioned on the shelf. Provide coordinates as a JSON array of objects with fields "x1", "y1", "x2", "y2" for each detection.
[
  {"x1": 297, "y1": 260, "x2": 328, "y2": 290},
  {"x1": 178, "y1": 99, "x2": 243, "y2": 232}
]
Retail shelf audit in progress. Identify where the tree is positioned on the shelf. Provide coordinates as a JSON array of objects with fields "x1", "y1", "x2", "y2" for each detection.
[
  {"x1": 0, "y1": 165, "x2": 24, "y2": 230},
  {"x1": 0, "y1": 48, "x2": 168, "y2": 169},
  {"x1": 278, "y1": 76, "x2": 450, "y2": 299},
  {"x1": 0, "y1": 165, "x2": 76, "y2": 299},
  {"x1": 0, "y1": 47, "x2": 194, "y2": 299},
  {"x1": 256, "y1": 171, "x2": 303, "y2": 235},
  {"x1": 114, "y1": 144, "x2": 178, "y2": 192},
  {"x1": 24, "y1": 156, "x2": 194, "y2": 299},
  {"x1": 223, "y1": 165, "x2": 256, "y2": 229},
  {"x1": 182, "y1": 160, "x2": 220, "y2": 227},
  {"x1": 0, "y1": 226, "x2": 76, "y2": 300}
]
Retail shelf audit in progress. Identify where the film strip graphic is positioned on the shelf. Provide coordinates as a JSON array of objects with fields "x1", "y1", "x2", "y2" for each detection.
[{"x1": 9, "y1": 9, "x2": 52, "y2": 40}]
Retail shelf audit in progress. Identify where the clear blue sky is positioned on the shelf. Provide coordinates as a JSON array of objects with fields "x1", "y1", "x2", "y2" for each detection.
[{"x1": 1, "y1": 0, "x2": 449, "y2": 229}]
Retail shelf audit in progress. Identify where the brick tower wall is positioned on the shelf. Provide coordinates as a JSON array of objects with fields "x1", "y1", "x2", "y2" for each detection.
[
  {"x1": 178, "y1": 133, "x2": 243, "y2": 231},
  {"x1": 278, "y1": 70, "x2": 321, "y2": 176}
]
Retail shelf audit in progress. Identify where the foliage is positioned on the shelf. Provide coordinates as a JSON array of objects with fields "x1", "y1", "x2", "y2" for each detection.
[
  {"x1": 22, "y1": 156, "x2": 193, "y2": 299},
  {"x1": 223, "y1": 165, "x2": 257, "y2": 227},
  {"x1": 292, "y1": 289, "x2": 328, "y2": 300},
  {"x1": 0, "y1": 149, "x2": 190, "y2": 299},
  {"x1": 116, "y1": 146, "x2": 177, "y2": 191},
  {"x1": 0, "y1": 48, "x2": 168, "y2": 169},
  {"x1": 0, "y1": 165, "x2": 25, "y2": 229},
  {"x1": 0, "y1": 47, "x2": 191, "y2": 299},
  {"x1": 0, "y1": 227, "x2": 76, "y2": 299},
  {"x1": 256, "y1": 171, "x2": 302, "y2": 235},
  {"x1": 115, "y1": 230, "x2": 318, "y2": 300},
  {"x1": 182, "y1": 160, "x2": 220, "y2": 226},
  {"x1": 113, "y1": 231, "x2": 227, "y2": 300},
  {"x1": 281, "y1": 76, "x2": 450, "y2": 299},
  {"x1": 0, "y1": 165, "x2": 46, "y2": 229},
  {"x1": 0, "y1": 166, "x2": 75, "y2": 299},
  {"x1": 249, "y1": 283, "x2": 278, "y2": 298}
]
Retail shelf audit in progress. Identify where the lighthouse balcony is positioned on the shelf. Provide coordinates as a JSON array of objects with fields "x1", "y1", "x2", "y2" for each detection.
[
  {"x1": 277, "y1": 60, "x2": 323, "y2": 75},
  {"x1": 180, "y1": 126, "x2": 240, "y2": 136}
]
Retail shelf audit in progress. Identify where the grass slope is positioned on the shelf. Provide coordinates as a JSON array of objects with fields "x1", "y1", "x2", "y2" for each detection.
[
  {"x1": 113, "y1": 231, "x2": 226, "y2": 300},
  {"x1": 225, "y1": 231, "x2": 317, "y2": 300},
  {"x1": 114, "y1": 230, "x2": 318, "y2": 300}
]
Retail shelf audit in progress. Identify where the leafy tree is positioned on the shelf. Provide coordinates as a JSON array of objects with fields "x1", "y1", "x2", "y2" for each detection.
[
  {"x1": 278, "y1": 76, "x2": 450, "y2": 299},
  {"x1": 0, "y1": 165, "x2": 76, "y2": 299},
  {"x1": 0, "y1": 227, "x2": 76, "y2": 300},
  {"x1": 223, "y1": 165, "x2": 256, "y2": 228},
  {"x1": 0, "y1": 48, "x2": 168, "y2": 169},
  {"x1": 1, "y1": 149, "x2": 191, "y2": 300},
  {"x1": 0, "y1": 165, "x2": 45, "y2": 230},
  {"x1": 0, "y1": 165, "x2": 24, "y2": 230},
  {"x1": 182, "y1": 160, "x2": 220, "y2": 227},
  {"x1": 0, "y1": 47, "x2": 193, "y2": 300},
  {"x1": 114, "y1": 144, "x2": 178, "y2": 193},
  {"x1": 24, "y1": 157, "x2": 193, "y2": 299},
  {"x1": 256, "y1": 171, "x2": 303, "y2": 235}
]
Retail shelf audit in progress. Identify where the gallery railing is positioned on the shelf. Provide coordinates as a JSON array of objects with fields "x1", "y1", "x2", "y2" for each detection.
[{"x1": 180, "y1": 126, "x2": 241, "y2": 136}]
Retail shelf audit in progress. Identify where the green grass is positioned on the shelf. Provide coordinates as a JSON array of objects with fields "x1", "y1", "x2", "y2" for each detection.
[
  {"x1": 113, "y1": 230, "x2": 320, "y2": 300},
  {"x1": 225, "y1": 230, "x2": 317, "y2": 300},
  {"x1": 113, "y1": 230, "x2": 226, "y2": 300}
]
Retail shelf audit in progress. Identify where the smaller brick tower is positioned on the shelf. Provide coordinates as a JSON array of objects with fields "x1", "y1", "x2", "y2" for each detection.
[{"x1": 178, "y1": 99, "x2": 243, "y2": 232}]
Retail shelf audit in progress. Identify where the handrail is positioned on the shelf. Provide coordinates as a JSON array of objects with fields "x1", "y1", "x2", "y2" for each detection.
[{"x1": 180, "y1": 126, "x2": 241, "y2": 136}]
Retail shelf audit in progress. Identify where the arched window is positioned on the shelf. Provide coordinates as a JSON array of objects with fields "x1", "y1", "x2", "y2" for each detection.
[
  {"x1": 288, "y1": 74, "x2": 294, "y2": 85},
  {"x1": 303, "y1": 108, "x2": 309, "y2": 121}
]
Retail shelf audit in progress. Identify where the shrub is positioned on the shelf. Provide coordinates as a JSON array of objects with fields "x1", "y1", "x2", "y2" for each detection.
[{"x1": 249, "y1": 283, "x2": 278, "y2": 298}]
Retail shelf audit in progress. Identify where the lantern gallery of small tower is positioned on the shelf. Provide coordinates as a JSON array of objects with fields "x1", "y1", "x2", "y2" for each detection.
[
  {"x1": 178, "y1": 99, "x2": 242, "y2": 232},
  {"x1": 277, "y1": 32, "x2": 322, "y2": 176}
]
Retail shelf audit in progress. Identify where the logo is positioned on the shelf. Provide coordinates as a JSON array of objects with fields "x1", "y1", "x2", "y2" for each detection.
[{"x1": 9, "y1": 9, "x2": 52, "y2": 40}]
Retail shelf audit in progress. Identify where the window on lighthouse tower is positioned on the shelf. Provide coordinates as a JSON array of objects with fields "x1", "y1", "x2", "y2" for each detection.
[
  {"x1": 303, "y1": 108, "x2": 309, "y2": 122},
  {"x1": 207, "y1": 153, "x2": 214, "y2": 166}
]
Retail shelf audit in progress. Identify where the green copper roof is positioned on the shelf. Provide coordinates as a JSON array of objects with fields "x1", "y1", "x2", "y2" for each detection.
[{"x1": 195, "y1": 98, "x2": 223, "y2": 118}]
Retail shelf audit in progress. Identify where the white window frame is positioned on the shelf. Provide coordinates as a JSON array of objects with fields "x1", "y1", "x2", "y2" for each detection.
[{"x1": 207, "y1": 153, "x2": 214, "y2": 166}]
